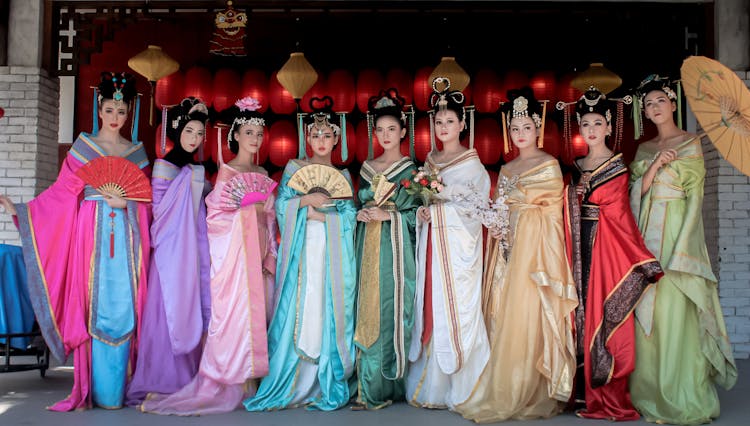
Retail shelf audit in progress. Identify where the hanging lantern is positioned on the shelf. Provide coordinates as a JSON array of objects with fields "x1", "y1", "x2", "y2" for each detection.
[
  {"x1": 473, "y1": 68, "x2": 503, "y2": 113},
  {"x1": 155, "y1": 71, "x2": 184, "y2": 110},
  {"x1": 429, "y1": 57, "x2": 470, "y2": 92},
  {"x1": 301, "y1": 77, "x2": 327, "y2": 113},
  {"x1": 355, "y1": 121, "x2": 384, "y2": 163},
  {"x1": 413, "y1": 67, "x2": 433, "y2": 112},
  {"x1": 276, "y1": 52, "x2": 318, "y2": 101},
  {"x1": 184, "y1": 67, "x2": 213, "y2": 105},
  {"x1": 557, "y1": 72, "x2": 582, "y2": 102},
  {"x1": 385, "y1": 68, "x2": 414, "y2": 106},
  {"x1": 328, "y1": 69, "x2": 356, "y2": 113},
  {"x1": 562, "y1": 133, "x2": 589, "y2": 165},
  {"x1": 269, "y1": 70, "x2": 296, "y2": 115},
  {"x1": 213, "y1": 68, "x2": 242, "y2": 112},
  {"x1": 488, "y1": 170, "x2": 499, "y2": 198},
  {"x1": 414, "y1": 116, "x2": 436, "y2": 162},
  {"x1": 330, "y1": 121, "x2": 355, "y2": 166},
  {"x1": 241, "y1": 70, "x2": 269, "y2": 113},
  {"x1": 269, "y1": 120, "x2": 298, "y2": 167},
  {"x1": 356, "y1": 69, "x2": 384, "y2": 113},
  {"x1": 542, "y1": 120, "x2": 561, "y2": 159},
  {"x1": 530, "y1": 71, "x2": 557, "y2": 101},
  {"x1": 500, "y1": 70, "x2": 529, "y2": 101},
  {"x1": 571, "y1": 63, "x2": 622, "y2": 94},
  {"x1": 474, "y1": 118, "x2": 502, "y2": 165},
  {"x1": 127, "y1": 45, "x2": 180, "y2": 125}
]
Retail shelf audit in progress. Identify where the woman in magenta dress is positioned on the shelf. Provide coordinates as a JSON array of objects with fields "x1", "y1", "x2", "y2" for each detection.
[
  {"x1": 140, "y1": 97, "x2": 277, "y2": 415},
  {"x1": 0, "y1": 72, "x2": 150, "y2": 410},
  {"x1": 125, "y1": 98, "x2": 211, "y2": 405}
]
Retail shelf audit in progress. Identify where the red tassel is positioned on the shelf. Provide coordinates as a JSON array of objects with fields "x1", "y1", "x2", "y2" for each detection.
[{"x1": 109, "y1": 211, "x2": 116, "y2": 258}]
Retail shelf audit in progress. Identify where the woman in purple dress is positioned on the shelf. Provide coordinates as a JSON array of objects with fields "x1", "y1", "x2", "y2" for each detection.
[{"x1": 126, "y1": 98, "x2": 211, "y2": 405}]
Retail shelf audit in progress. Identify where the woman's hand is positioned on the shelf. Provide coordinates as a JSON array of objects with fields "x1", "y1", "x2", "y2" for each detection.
[
  {"x1": 366, "y1": 207, "x2": 391, "y2": 222},
  {"x1": 0, "y1": 195, "x2": 17, "y2": 216},
  {"x1": 488, "y1": 226, "x2": 503, "y2": 239},
  {"x1": 356, "y1": 209, "x2": 370, "y2": 223},
  {"x1": 417, "y1": 206, "x2": 431, "y2": 223},
  {"x1": 302, "y1": 192, "x2": 330, "y2": 209},
  {"x1": 103, "y1": 193, "x2": 127, "y2": 209},
  {"x1": 307, "y1": 208, "x2": 326, "y2": 222},
  {"x1": 651, "y1": 149, "x2": 678, "y2": 170}
]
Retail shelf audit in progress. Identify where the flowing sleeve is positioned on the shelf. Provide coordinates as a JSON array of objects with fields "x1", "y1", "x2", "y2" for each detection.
[
  {"x1": 14, "y1": 153, "x2": 87, "y2": 362},
  {"x1": 198, "y1": 195, "x2": 211, "y2": 331},
  {"x1": 274, "y1": 161, "x2": 306, "y2": 292},
  {"x1": 628, "y1": 148, "x2": 651, "y2": 225},
  {"x1": 668, "y1": 158, "x2": 716, "y2": 282},
  {"x1": 263, "y1": 194, "x2": 278, "y2": 275},
  {"x1": 391, "y1": 165, "x2": 419, "y2": 230}
]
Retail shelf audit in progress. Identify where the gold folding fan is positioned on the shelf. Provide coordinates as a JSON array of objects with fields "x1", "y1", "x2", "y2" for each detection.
[
  {"x1": 287, "y1": 164, "x2": 353, "y2": 199},
  {"x1": 371, "y1": 174, "x2": 397, "y2": 207}
]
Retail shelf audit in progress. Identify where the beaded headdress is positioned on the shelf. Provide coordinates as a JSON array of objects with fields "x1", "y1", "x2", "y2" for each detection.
[
  {"x1": 92, "y1": 71, "x2": 140, "y2": 141},
  {"x1": 366, "y1": 88, "x2": 415, "y2": 160},
  {"x1": 428, "y1": 76, "x2": 475, "y2": 151},
  {"x1": 556, "y1": 86, "x2": 632, "y2": 153},
  {"x1": 297, "y1": 96, "x2": 348, "y2": 161},
  {"x1": 499, "y1": 87, "x2": 547, "y2": 154},
  {"x1": 632, "y1": 74, "x2": 683, "y2": 139}
]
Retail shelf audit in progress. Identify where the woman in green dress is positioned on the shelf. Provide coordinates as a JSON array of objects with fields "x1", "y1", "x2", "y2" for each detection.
[
  {"x1": 353, "y1": 89, "x2": 418, "y2": 409},
  {"x1": 629, "y1": 75, "x2": 737, "y2": 425}
]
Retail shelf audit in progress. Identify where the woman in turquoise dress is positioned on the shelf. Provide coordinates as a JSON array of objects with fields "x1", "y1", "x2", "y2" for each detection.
[
  {"x1": 353, "y1": 89, "x2": 418, "y2": 409},
  {"x1": 629, "y1": 75, "x2": 737, "y2": 425},
  {"x1": 243, "y1": 97, "x2": 357, "y2": 411}
]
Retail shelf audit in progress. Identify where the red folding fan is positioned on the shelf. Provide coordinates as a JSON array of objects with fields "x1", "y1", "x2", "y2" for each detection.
[
  {"x1": 221, "y1": 172, "x2": 278, "y2": 210},
  {"x1": 75, "y1": 156, "x2": 152, "y2": 202}
]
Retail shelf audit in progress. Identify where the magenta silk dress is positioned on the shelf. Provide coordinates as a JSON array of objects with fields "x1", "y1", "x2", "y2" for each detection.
[{"x1": 140, "y1": 163, "x2": 277, "y2": 415}]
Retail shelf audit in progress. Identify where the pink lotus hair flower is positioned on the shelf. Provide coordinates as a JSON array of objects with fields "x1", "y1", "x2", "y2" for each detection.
[{"x1": 235, "y1": 97, "x2": 262, "y2": 112}]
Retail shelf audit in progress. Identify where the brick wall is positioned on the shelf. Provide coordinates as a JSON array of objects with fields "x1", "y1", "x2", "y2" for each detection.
[
  {"x1": 0, "y1": 66, "x2": 59, "y2": 245},
  {"x1": 702, "y1": 70, "x2": 750, "y2": 359}
]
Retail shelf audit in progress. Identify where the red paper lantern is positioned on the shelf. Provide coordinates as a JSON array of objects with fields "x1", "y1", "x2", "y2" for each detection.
[
  {"x1": 301, "y1": 77, "x2": 327, "y2": 113},
  {"x1": 356, "y1": 69, "x2": 384, "y2": 113},
  {"x1": 269, "y1": 71, "x2": 297, "y2": 115},
  {"x1": 413, "y1": 67, "x2": 433, "y2": 111},
  {"x1": 461, "y1": 83, "x2": 473, "y2": 107},
  {"x1": 530, "y1": 71, "x2": 557, "y2": 102},
  {"x1": 328, "y1": 69, "x2": 356, "y2": 113},
  {"x1": 269, "y1": 120, "x2": 298, "y2": 167},
  {"x1": 241, "y1": 70, "x2": 269, "y2": 113},
  {"x1": 562, "y1": 134, "x2": 589, "y2": 165},
  {"x1": 500, "y1": 70, "x2": 529, "y2": 101},
  {"x1": 355, "y1": 121, "x2": 384, "y2": 163},
  {"x1": 414, "y1": 117, "x2": 434, "y2": 162},
  {"x1": 155, "y1": 71, "x2": 184, "y2": 109},
  {"x1": 557, "y1": 72, "x2": 582, "y2": 103},
  {"x1": 154, "y1": 124, "x2": 174, "y2": 158},
  {"x1": 473, "y1": 68, "x2": 503, "y2": 113},
  {"x1": 213, "y1": 68, "x2": 242, "y2": 112},
  {"x1": 384, "y1": 68, "x2": 413, "y2": 106},
  {"x1": 488, "y1": 170, "x2": 499, "y2": 198},
  {"x1": 332, "y1": 121, "x2": 356, "y2": 166},
  {"x1": 183, "y1": 67, "x2": 213, "y2": 105},
  {"x1": 474, "y1": 118, "x2": 502, "y2": 165},
  {"x1": 542, "y1": 120, "x2": 561, "y2": 159}
]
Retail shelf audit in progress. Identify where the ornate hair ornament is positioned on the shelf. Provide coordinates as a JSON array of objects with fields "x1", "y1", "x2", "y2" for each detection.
[
  {"x1": 171, "y1": 99, "x2": 209, "y2": 130},
  {"x1": 97, "y1": 71, "x2": 137, "y2": 108},
  {"x1": 429, "y1": 77, "x2": 465, "y2": 113},
  {"x1": 510, "y1": 96, "x2": 543, "y2": 128},
  {"x1": 306, "y1": 96, "x2": 341, "y2": 136},
  {"x1": 556, "y1": 85, "x2": 632, "y2": 152},
  {"x1": 500, "y1": 87, "x2": 546, "y2": 153},
  {"x1": 232, "y1": 97, "x2": 265, "y2": 128}
]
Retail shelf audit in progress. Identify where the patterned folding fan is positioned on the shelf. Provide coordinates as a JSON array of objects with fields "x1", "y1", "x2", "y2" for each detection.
[
  {"x1": 221, "y1": 172, "x2": 278, "y2": 210},
  {"x1": 287, "y1": 164, "x2": 353, "y2": 199},
  {"x1": 75, "y1": 156, "x2": 152, "y2": 202},
  {"x1": 372, "y1": 176, "x2": 397, "y2": 207}
]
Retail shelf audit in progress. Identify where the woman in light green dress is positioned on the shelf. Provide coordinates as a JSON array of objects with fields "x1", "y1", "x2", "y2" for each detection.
[
  {"x1": 628, "y1": 75, "x2": 737, "y2": 425},
  {"x1": 353, "y1": 89, "x2": 418, "y2": 409}
]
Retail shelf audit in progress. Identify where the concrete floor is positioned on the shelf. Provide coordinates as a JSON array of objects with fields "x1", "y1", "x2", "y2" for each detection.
[{"x1": 1, "y1": 357, "x2": 748, "y2": 425}]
